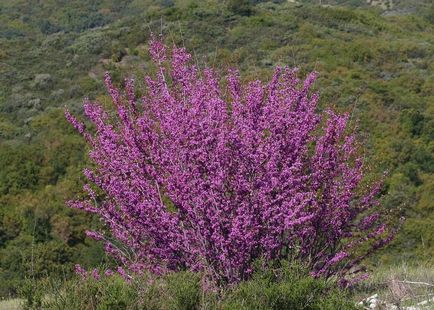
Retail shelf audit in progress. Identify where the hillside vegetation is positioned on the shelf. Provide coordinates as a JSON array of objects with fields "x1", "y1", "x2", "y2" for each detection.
[{"x1": 0, "y1": 0, "x2": 433, "y2": 298}]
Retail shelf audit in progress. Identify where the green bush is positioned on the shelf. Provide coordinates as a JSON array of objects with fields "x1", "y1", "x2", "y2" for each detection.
[
  {"x1": 220, "y1": 262, "x2": 357, "y2": 310},
  {"x1": 20, "y1": 278, "x2": 44, "y2": 310},
  {"x1": 38, "y1": 263, "x2": 356, "y2": 309},
  {"x1": 228, "y1": 0, "x2": 254, "y2": 16}
]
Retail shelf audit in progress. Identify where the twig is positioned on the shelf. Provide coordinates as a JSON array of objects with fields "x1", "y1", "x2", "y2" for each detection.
[
  {"x1": 401, "y1": 292, "x2": 434, "y2": 302},
  {"x1": 395, "y1": 280, "x2": 434, "y2": 287}
]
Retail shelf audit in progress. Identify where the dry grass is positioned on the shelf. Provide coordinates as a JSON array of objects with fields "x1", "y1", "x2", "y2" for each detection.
[
  {"x1": 0, "y1": 298, "x2": 22, "y2": 310},
  {"x1": 355, "y1": 262, "x2": 434, "y2": 309}
]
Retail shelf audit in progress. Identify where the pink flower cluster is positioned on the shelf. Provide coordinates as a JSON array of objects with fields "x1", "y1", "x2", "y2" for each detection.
[{"x1": 66, "y1": 37, "x2": 395, "y2": 286}]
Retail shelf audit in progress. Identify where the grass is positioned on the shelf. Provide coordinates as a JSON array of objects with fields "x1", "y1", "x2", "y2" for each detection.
[
  {"x1": 5, "y1": 263, "x2": 434, "y2": 309},
  {"x1": 18, "y1": 262, "x2": 359, "y2": 309},
  {"x1": 354, "y1": 262, "x2": 434, "y2": 309},
  {"x1": 0, "y1": 298, "x2": 22, "y2": 310}
]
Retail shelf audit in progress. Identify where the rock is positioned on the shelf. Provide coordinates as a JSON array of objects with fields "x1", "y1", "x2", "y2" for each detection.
[
  {"x1": 367, "y1": 0, "x2": 393, "y2": 10},
  {"x1": 117, "y1": 55, "x2": 141, "y2": 69},
  {"x1": 381, "y1": 8, "x2": 416, "y2": 17}
]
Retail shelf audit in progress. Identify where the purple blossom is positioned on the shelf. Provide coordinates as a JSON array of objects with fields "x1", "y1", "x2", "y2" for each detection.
[
  {"x1": 92, "y1": 269, "x2": 101, "y2": 281},
  {"x1": 85, "y1": 230, "x2": 104, "y2": 241},
  {"x1": 74, "y1": 264, "x2": 88, "y2": 280},
  {"x1": 117, "y1": 267, "x2": 132, "y2": 283},
  {"x1": 104, "y1": 269, "x2": 114, "y2": 277},
  {"x1": 66, "y1": 38, "x2": 395, "y2": 286}
]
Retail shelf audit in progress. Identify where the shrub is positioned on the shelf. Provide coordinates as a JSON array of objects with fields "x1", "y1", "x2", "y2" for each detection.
[
  {"x1": 228, "y1": 0, "x2": 254, "y2": 16},
  {"x1": 66, "y1": 37, "x2": 395, "y2": 287},
  {"x1": 42, "y1": 264, "x2": 357, "y2": 309},
  {"x1": 43, "y1": 274, "x2": 138, "y2": 310},
  {"x1": 221, "y1": 262, "x2": 358, "y2": 310},
  {"x1": 20, "y1": 278, "x2": 44, "y2": 310}
]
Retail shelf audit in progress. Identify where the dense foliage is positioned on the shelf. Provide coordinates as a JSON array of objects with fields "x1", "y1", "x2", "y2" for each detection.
[
  {"x1": 67, "y1": 38, "x2": 393, "y2": 286},
  {"x1": 22, "y1": 263, "x2": 358, "y2": 309},
  {"x1": 0, "y1": 0, "x2": 433, "y2": 297}
]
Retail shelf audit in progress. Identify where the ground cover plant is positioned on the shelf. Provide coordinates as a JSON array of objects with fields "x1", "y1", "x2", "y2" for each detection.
[{"x1": 22, "y1": 262, "x2": 358, "y2": 309}]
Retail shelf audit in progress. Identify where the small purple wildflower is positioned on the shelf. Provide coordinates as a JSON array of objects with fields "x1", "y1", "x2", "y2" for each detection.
[{"x1": 74, "y1": 264, "x2": 88, "y2": 280}]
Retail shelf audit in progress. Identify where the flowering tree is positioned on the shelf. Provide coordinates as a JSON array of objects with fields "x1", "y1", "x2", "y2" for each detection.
[{"x1": 66, "y1": 37, "x2": 395, "y2": 287}]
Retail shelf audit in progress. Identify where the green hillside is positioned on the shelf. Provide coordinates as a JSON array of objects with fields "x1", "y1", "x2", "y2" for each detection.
[{"x1": 0, "y1": 0, "x2": 433, "y2": 297}]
